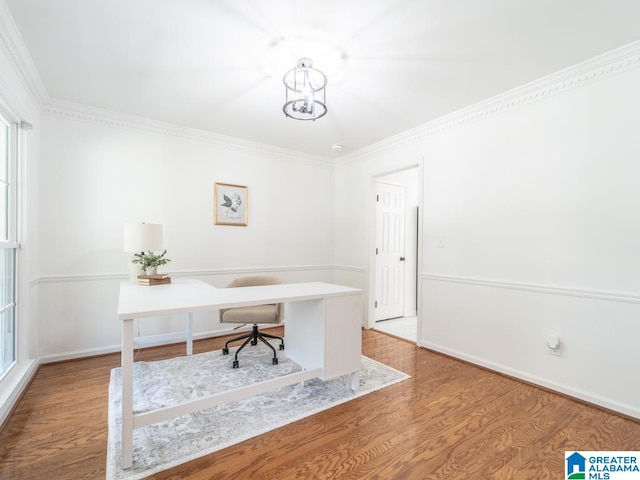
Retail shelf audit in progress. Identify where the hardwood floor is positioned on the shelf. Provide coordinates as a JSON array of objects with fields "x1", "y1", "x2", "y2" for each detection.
[{"x1": 1, "y1": 328, "x2": 639, "y2": 479}]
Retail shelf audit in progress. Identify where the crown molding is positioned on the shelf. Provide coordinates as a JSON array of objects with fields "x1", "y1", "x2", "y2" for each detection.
[
  {"x1": 336, "y1": 40, "x2": 640, "y2": 167},
  {"x1": 43, "y1": 98, "x2": 334, "y2": 166},
  {"x1": 0, "y1": 1, "x2": 48, "y2": 109}
]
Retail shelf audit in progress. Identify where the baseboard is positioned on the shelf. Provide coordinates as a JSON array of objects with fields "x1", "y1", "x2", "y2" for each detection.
[
  {"x1": 418, "y1": 340, "x2": 640, "y2": 420},
  {"x1": 0, "y1": 359, "x2": 40, "y2": 430},
  {"x1": 38, "y1": 326, "x2": 259, "y2": 364},
  {"x1": 131, "y1": 325, "x2": 259, "y2": 349}
]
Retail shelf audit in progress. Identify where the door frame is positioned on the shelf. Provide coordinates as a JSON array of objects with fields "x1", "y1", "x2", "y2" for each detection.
[{"x1": 365, "y1": 158, "x2": 424, "y2": 340}]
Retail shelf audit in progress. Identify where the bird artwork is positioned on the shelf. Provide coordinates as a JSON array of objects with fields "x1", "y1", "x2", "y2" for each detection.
[
  {"x1": 215, "y1": 183, "x2": 247, "y2": 225},
  {"x1": 221, "y1": 192, "x2": 242, "y2": 217}
]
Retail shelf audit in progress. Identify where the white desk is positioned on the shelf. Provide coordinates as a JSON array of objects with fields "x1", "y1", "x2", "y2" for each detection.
[{"x1": 117, "y1": 279, "x2": 362, "y2": 469}]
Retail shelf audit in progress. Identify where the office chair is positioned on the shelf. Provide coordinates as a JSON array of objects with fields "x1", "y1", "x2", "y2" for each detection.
[{"x1": 219, "y1": 275, "x2": 285, "y2": 368}]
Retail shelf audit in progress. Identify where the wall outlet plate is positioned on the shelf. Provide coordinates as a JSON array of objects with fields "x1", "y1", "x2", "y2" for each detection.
[{"x1": 547, "y1": 335, "x2": 561, "y2": 356}]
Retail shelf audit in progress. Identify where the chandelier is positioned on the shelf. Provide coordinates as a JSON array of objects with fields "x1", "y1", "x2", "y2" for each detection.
[{"x1": 283, "y1": 58, "x2": 327, "y2": 121}]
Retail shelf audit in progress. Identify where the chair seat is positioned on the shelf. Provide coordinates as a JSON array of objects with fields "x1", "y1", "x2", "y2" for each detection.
[{"x1": 220, "y1": 304, "x2": 279, "y2": 324}]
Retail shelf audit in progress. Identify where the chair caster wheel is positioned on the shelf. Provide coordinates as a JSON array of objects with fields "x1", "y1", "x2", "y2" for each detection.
[
  {"x1": 279, "y1": 344, "x2": 285, "y2": 350},
  {"x1": 272, "y1": 357, "x2": 278, "y2": 365},
  {"x1": 222, "y1": 348, "x2": 229, "y2": 355},
  {"x1": 233, "y1": 360, "x2": 239, "y2": 368}
]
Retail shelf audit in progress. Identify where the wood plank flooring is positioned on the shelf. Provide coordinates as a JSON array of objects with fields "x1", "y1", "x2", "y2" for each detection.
[{"x1": 1, "y1": 328, "x2": 639, "y2": 479}]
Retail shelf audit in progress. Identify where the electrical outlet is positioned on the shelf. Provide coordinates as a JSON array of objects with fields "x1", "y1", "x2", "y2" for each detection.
[{"x1": 547, "y1": 334, "x2": 561, "y2": 356}]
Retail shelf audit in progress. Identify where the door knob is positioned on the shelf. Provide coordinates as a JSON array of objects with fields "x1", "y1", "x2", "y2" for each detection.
[{"x1": 400, "y1": 257, "x2": 405, "y2": 261}]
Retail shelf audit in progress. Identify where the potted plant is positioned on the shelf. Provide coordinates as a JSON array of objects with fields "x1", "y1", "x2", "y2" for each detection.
[{"x1": 131, "y1": 250, "x2": 171, "y2": 275}]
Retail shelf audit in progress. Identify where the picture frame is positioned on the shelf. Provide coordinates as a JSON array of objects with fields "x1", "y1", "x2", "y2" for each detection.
[{"x1": 214, "y1": 182, "x2": 248, "y2": 226}]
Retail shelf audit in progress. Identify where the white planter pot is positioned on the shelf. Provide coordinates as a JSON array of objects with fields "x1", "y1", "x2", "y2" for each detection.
[{"x1": 145, "y1": 266, "x2": 158, "y2": 275}]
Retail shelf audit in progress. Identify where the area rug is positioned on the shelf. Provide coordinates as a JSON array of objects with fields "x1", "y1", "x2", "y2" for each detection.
[{"x1": 106, "y1": 342, "x2": 410, "y2": 480}]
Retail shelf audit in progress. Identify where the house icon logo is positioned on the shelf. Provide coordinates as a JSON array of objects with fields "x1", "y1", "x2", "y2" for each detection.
[{"x1": 566, "y1": 452, "x2": 586, "y2": 479}]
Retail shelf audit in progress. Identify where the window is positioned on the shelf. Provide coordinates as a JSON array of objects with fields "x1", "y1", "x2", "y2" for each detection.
[{"x1": 0, "y1": 113, "x2": 17, "y2": 379}]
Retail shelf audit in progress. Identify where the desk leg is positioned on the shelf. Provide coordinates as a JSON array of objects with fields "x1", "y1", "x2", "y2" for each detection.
[
  {"x1": 121, "y1": 318, "x2": 134, "y2": 469},
  {"x1": 186, "y1": 312, "x2": 194, "y2": 356},
  {"x1": 303, "y1": 374, "x2": 357, "y2": 390},
  {"x1": 350, "y1": 372, "x2": 359, "y2": 391}
]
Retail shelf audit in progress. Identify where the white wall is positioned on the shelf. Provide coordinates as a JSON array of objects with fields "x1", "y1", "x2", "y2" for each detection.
[
  {"x1": 37, "y1": 108, "x2": 335, "y2": 360},
  {"x1": 335, "y1": 45, "x2": 640, "y2": 418}
]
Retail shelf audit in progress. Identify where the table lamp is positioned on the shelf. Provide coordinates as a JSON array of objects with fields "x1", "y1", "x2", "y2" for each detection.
[{"x1": 123, "y1": 223, "x2": 163, "y2": 281}]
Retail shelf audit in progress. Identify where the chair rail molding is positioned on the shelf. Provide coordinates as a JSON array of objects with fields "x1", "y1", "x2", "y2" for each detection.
[
  {"x1": 332, "y1": 264, "x2": 366, "y2": 273},
  {"x1": 35, "y1": 264, "x2": 337, "y2": 284},
  {"x1": 422, "y1": 273, "x2": 640, "y2": 305}
]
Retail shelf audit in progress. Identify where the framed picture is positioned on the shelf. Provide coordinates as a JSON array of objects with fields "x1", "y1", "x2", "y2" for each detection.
[{"x1": 214, "y1": 183, "x2": 248, "y2": 226}]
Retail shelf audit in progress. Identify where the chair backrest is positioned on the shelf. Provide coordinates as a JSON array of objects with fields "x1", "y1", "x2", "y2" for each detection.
[{"x1": 220, "y1": 276, "x2": 285, "y2": 324}]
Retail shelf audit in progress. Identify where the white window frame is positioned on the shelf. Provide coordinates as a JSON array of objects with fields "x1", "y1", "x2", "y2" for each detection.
[{"x1": 0, "y1": 110, "x2": 19, "y2": 381}]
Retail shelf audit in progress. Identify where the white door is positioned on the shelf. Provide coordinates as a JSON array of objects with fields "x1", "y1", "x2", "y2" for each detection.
[{"x1": 375, "y1": 182, "x2": 406, "y2": 321}]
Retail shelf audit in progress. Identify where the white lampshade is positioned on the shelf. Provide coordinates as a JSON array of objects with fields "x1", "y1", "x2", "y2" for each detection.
[{"x1": 123, "y1": 223, "x2": 163, "y2": 252}]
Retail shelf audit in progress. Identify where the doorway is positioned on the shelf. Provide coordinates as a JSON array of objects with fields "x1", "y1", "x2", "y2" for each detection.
[
  {"x1": 371, "y1": 166, "x2": 420, "y2": 342},
  {"x1": 375, "y1": 181, "x2": 407, "y2": 321}
]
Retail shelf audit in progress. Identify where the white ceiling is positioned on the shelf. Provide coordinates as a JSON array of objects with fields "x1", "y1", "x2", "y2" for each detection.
[{"x1": 5, "y1": 0, "x2": 640, "y2": 157}]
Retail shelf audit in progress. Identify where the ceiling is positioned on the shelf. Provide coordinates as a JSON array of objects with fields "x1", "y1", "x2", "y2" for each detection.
[{"x1": 5, "y1": 0, "x2": 640, "y2": 157}]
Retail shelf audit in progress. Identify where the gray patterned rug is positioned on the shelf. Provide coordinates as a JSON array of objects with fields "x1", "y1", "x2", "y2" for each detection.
[{"x1": 106, "y1": 342, "x2": 409, "y2": 479}]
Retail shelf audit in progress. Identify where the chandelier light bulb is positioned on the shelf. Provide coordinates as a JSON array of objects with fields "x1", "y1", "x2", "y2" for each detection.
[{"x1": 283, "y1": 58, "x2": 327, "y2": 121}]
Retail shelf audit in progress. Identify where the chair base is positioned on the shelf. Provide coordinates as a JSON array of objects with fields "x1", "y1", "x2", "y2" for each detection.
[{"x1": 222, "y1": 324, "x2": 285, "y2": 368}]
